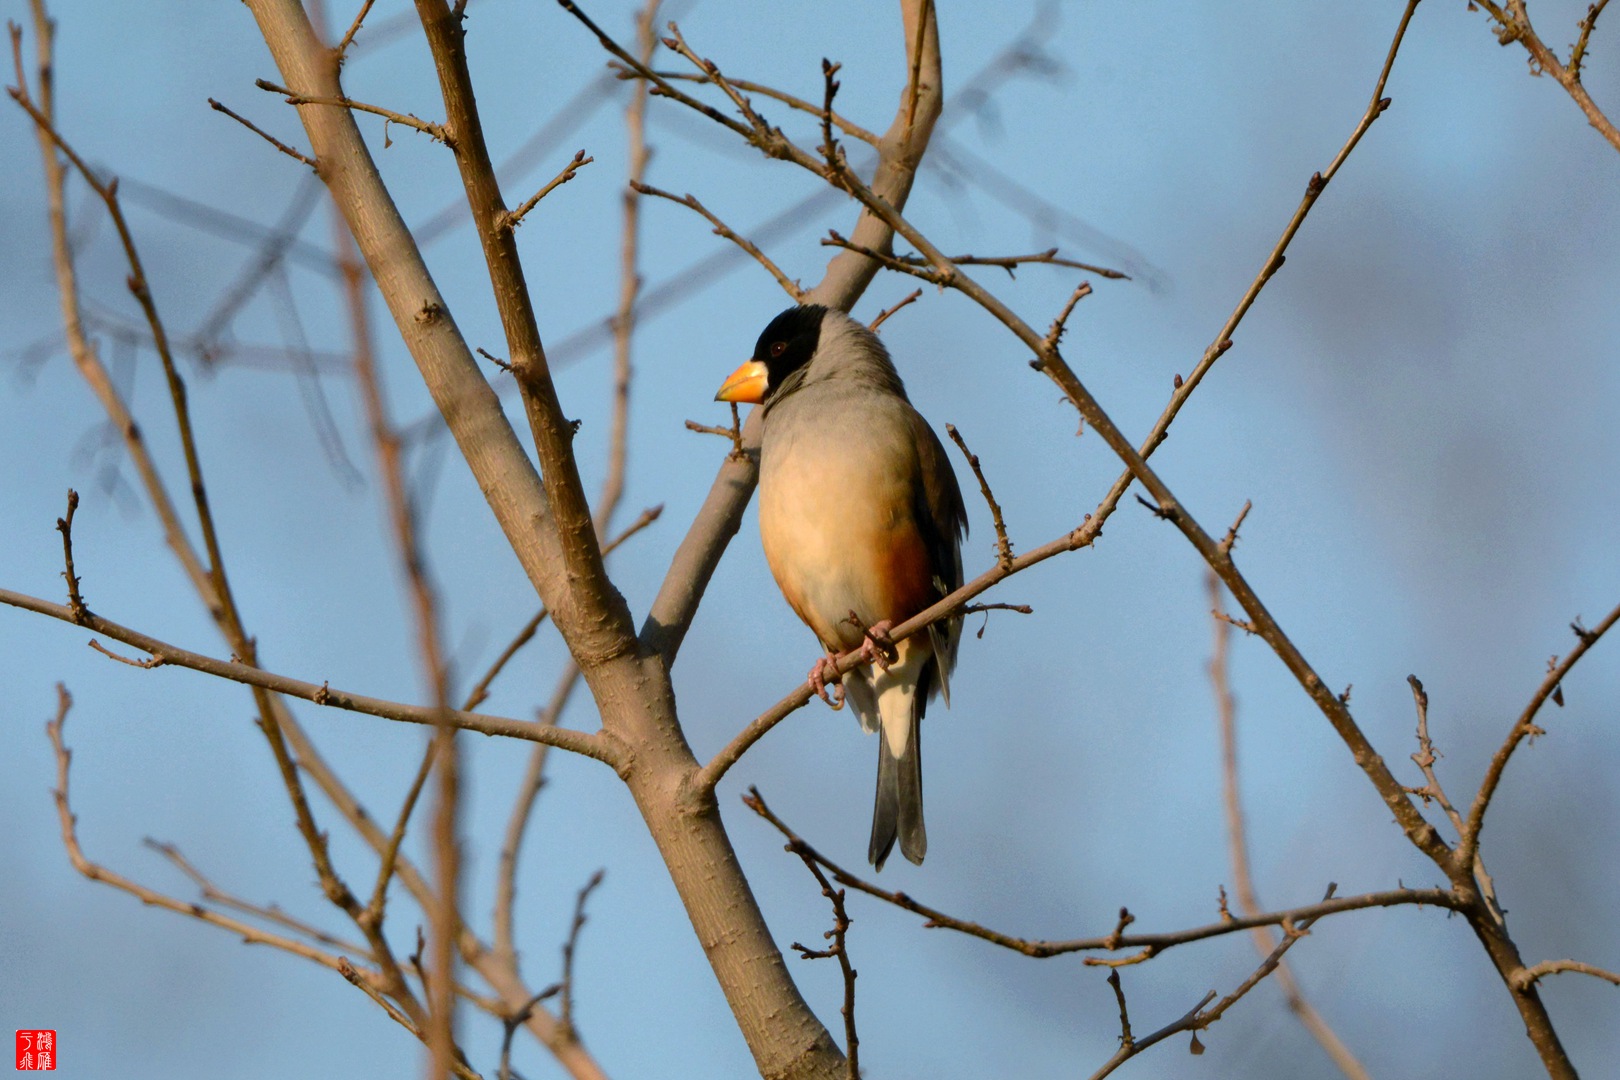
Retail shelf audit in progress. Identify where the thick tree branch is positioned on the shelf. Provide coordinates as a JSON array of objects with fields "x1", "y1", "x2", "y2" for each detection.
[
  {"x1": 413, "y1": 0, "x2": 636, "y2": 667},
  {"x1": 244, "y1": 0, "x2": 611, "y2": 672}
]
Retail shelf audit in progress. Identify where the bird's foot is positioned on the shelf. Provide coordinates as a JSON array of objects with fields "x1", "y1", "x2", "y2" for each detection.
[
  {"x1": 807, "y1": 654, "x2": 845, "y2": 709},
  {"x1": 856, "y1": 617, "x2": 898, "y2": 671}
]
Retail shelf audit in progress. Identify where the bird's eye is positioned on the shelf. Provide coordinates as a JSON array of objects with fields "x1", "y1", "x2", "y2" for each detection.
[{"x1": 769, "y1": 341, "x2": 788, "y2": 358}]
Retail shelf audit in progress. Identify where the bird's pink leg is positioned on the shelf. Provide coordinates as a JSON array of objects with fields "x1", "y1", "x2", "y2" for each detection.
[
  {"x1": 858, "y1": 620, "x2": 898, "y2": 671},
  {"x1": 807, "y1": 653, "x2": 844, "y2": 709}
]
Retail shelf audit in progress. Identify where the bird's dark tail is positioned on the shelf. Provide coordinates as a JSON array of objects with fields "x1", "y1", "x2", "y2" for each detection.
[{"x1": 869, "y1": 707, "x2": 925, "y2": 870}]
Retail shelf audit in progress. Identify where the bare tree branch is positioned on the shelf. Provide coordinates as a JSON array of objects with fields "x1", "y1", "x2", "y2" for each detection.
[
  {"x1": 256, "y1": 77, "x2": 449, "y2": 142},
  {"x1": 867, "y1": 288, "x2": 921, "y2": 331},
  {"x1": 143, "y1": 837, "x2": 367, "y2": 957},
  {"x1": 335, "y1": 0, "x2": 377, "y2": 61},
  {"x1": 1086, "y1": 980, "x2": 1216, "y2": 1080},
  {"x1": 784, "y1": 850, "x2": 860, "y2": 1079},
  {"x1": 16, "y1": 6, "x2": 436, "y2": 1039},
  {"x1": 494, "y1": 660, "x2": 583, "y2": 968},
  {"x1": 208, "y1": 96, "x2": 318, "y2": 167},
  {"x1": 558, "y1": 869, "x2": 605, "y2": 1041},
  {"x1": 1209, "y1": 574, "x2": 1372, "y2": 1080},
  {"x1": 744, "y1": 787, "x2": 1459, "y2": 959},
  {"x1": 1460, "y1": 599, "x2": 1620, "y2": 870},
  {"x1": 1513, "y1": 960, "x2": 1620, "y2": 990},
  {"x1": 598, "y1": 0, "x2": 944, "y2": 668},
  {"x1": 46, "y1": 687, "x2": 366, "y2": 980},
  {"x1": 638, "y1": 67, "x2": 881, "y2": 145},
  {"x1": 944, "y1": 424, "x2": 1012, "y2": 569},
  {"x1": 503, "y1": 149, "x2": 594, "y2": 230},
  {"x1": 0, "y1": 587, "x2": 616, "y2": 760},
  {"x1": 414, "y1": 0, "x2": 637, "y2": 666},
  {"x1": 633, "y1": 181, "x2": 806, "y2": 301},
  {"x1": 1471, "y1": 0, "x2": 1620, "y2": 153}
]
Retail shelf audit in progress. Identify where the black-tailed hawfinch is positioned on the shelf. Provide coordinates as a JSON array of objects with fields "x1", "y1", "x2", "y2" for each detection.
[{"x1": 717, "y1": 304, "x2": 967, "y2": 870}]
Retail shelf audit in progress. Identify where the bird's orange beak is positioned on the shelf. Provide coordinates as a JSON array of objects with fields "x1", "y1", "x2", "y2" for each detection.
[{"x1": 715, "y1": 359, "x2": 768, "y2": 404}]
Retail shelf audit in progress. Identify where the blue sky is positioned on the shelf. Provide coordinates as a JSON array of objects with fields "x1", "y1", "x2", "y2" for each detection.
[{"x1": 2, "y1": 2, "x2": 1617, "y2": 1078}]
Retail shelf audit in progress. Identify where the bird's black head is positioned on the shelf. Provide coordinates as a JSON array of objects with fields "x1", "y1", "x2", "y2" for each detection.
[{"x1": 751, "y1": 304, "x2": 826, "y2": 400}]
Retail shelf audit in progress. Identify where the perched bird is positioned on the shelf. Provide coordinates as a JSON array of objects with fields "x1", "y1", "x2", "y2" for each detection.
[{"x1": 717, "y1": 304, "x2": 967, "y2": 869}]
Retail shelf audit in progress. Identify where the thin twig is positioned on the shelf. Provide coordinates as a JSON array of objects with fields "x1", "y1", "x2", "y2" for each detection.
[
  {"x1": 207, "y1": 97, "x2": 317, "y2": 168},
  {"x1": 960, "y1": 602, "x2": 1032, "y2": 616},
  {"x1": 824, "y1": 236, "x2": 1127, "y2": 283},
  {"x1": 785, "y1": 848, "x2": 860, "y2": 1078},
  {"x1": 557, "y1": 1, "x2": 754, "y2": 140},
  {"x1": 1460, "y1": 599, "x2": 1620, "y2": 870},
  {"x1": 46, "y1": 686, "x2": 358, "y2": 976},
  {"x1": 1512, "y1": 959, "x2": 1620, "y2": 990},
  {"x1": 1404, "y1": 676, "x2": 1466, "y2": 836},
  {"x1": 55, "y1": 489, "x2": 88, "y2": 622},
  {"x1": 1107, "y1": 971, "x2": 1133, "y2": 1046},
  {"x1": 143, "y1": 838, "x2": 367, "y2": 955},
  {"x1": 684, "y1": 409, "x2": 747, "y2": 459},
  {"x1": 327, "y1": 152, "x2": 451, "y2": 956},
  {"x1": 1088, "y1": 887, "x2": 1343, "y2": 1079},
  {"x1": 338, "y1": 956, "x2": 423, "y2": 1035},
  {"x1": 633, "y1": 181, "x2": 805, "y2": 300},
  {"x1": 559, "y1": 869, "x2": 606, "y2": 1038},
  {"x1": 335, "y1": 0, "x2": 377, "y2": 60},
  {"x1": 493, "y1": 659, "x2": 583, "y2": 967},
  {"x1": 1086, "y1": 983, "x2": 1216, "y2": 1080},
  {"x1": 1218, "y1": 500, "x2": 1252, "y2": 556},
  {"x1": 501, "y1": 149, "x2": 593, "y2": 230},
  {"x1": 595, "y1": 0, "x2": 657, "y2": 539},
  {"x1": 945, "y1": 424, "x2": 1013, "y2": 568},
  {"x1": 895, "y1": 247, "x2": 1126, "y2": 280},
  {"x1": 332, "y1": 962, "x2": 484, "y2": 1080},
  {"x1": 363, "y1": 738, "x2": 437, "y2": 927},
  {"x1": 639, "y1": 67, "x2": 881, "y2": 144},
  {"x1": 819, "y1": 58, "x2": 846, "y2": 182},
  {"x1": 1472, "y1": 0, "x2": 1620, "y2": 152},
  {"x1": 868, "y1": 288, "x2": 922, "y2": 331},
  {"x1": 903, "y1": 0, "x2": 931, "y2": 138},
  {"x1": 820, "y1": 230, "x2": 957, "y2": 286},
  {"x1": 87, "y1": 639, "x2": 164, "y2": 668},
  {"x1": 661, "y1": 21, "x2": 775, "y2": 147},
  {"x1": 1570, "y1": 0, "x2": 1612, "y2": 82},
  {"x1": 255, "y1": 78, "x2": 449, "y2": 142},
  {"x1": 498, "y1": 985, "x2": 563, "y2": 1080},
  {"x1": 1042, "y1": 281, "x2": 1093, "y2": 355}
]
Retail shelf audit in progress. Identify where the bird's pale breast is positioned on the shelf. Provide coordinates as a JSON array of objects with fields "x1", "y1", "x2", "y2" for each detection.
[{"x1": 760, "y1": 403, "x2": 935, "y2": 652}]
